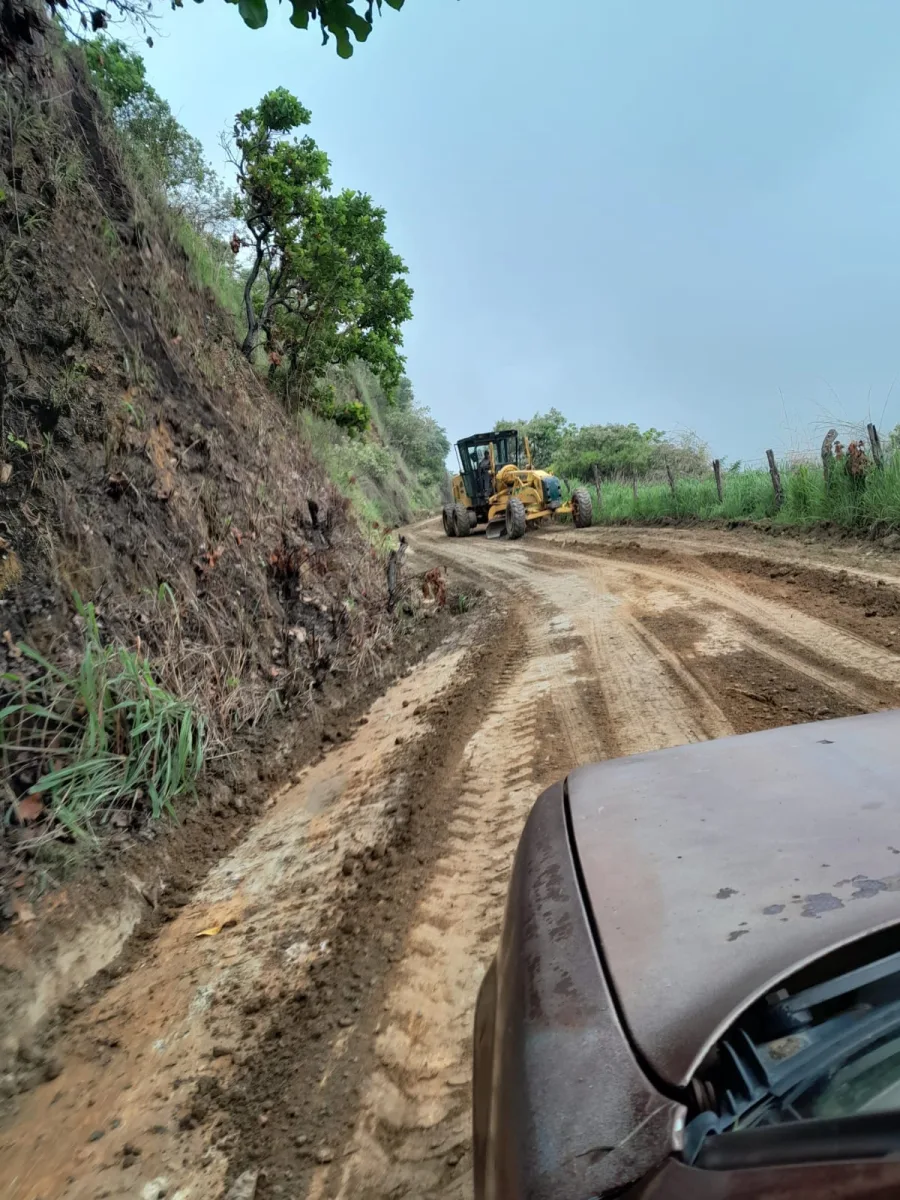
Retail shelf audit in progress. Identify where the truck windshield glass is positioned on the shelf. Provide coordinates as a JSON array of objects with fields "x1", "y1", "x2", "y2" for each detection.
[{"x1": 805, "y1": 1030, "x2": 900, "y2": 1119}]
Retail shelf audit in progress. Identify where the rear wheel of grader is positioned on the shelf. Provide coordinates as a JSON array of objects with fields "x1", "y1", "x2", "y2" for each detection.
[
  {"x1": 571, "y1": 487, "x2": 593, "y2": 529},
  {"x1": 505, "y1": 496, "x2": 527, "y2": 540},
  {"x1": 442, "y1": 506, "x2": 456, "y2": 537},
  {"x1": 453, "y1": 503, "x2": 472, "y2": 537}
]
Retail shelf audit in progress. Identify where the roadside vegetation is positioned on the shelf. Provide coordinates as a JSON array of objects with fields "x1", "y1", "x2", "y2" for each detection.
[
  {"x1": 1, "y1": 598, "x2": 205, "y2": 847},
  {"x1": 499, "y1": 410, "x2": 900, "y2": 534}
]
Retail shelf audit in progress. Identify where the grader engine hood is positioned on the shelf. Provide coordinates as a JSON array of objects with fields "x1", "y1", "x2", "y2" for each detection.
[{"x1": 540, "y1": 474, "x2": 562, "y2": 509}]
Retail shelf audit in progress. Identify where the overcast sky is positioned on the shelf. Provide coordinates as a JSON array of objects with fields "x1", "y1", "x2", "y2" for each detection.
[{"x1": 141, "y1": 0, "x2": 900, "y2": 463}]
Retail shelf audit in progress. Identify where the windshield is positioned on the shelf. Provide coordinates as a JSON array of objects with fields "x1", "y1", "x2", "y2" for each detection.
[
  {"x1": 803, "y1": 1029, "x2": 900, "y2": 1119},
  {"x1": 459, "y1": 433, "x2": 519, "y2": 479}
]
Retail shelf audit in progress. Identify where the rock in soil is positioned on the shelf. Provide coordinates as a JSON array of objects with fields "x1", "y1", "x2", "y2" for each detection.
[{"x1": 224, "y1": 1169, "x2": 259, "y2": 1199}]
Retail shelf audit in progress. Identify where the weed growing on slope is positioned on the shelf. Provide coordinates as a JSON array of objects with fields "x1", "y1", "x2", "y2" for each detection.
[{"x1": 1, "y1": 597, "x2": 206, "y2": 847}]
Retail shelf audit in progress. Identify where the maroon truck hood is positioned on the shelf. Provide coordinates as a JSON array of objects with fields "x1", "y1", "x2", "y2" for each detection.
[{"x1": 567, "y1": 709, "x2": 900, "y2": 1088}]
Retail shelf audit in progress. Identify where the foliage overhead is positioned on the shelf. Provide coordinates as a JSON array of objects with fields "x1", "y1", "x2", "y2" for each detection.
[
  {"x1": 232, "y1": 0, "x2": 405, "y2": 53},
  {"x1": 45, "y1": 0, "x2": 406, "y2": 58},
  {"x1": 230, "y1": 88, "x2": 412, "y2": 402},
  {"x1": 186, "y1": 0, "x2": 405, "y2": 53}
]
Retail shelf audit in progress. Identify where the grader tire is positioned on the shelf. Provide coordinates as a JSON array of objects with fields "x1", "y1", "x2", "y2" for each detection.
[
  {"x1": 453, "y1": 503, "x2": 472, "y2": 537},
  {"x1": 442, "y1": 506, "x2": 456, "y2": 537},
  {"x1": 505, "y1": 496, "x2": 527, "y2": 540},
  {"x1": 571, "y1": 486, "x2": 593, "y2": 529}
]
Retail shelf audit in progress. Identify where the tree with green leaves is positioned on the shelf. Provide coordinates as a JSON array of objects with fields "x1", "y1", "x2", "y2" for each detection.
[
  {"x1": 230, "y1": 89, "x2": 412, "y2": 400},
  {"x1": 379, "y1": 377, "x2": 450, "y2": 484},
  {"x1": 494, "y1": 408, "x2": 572, "y2": 469},
  {"x1": 554, "y1": 423, "x2": 661, "y2": 481},
  {"x1": 85, "y1": 35, "x2": 233, "y2": 231},
  {"x1": 646, "y1": 428, "x2": 710, "y2": 478},
  {"x1": 228, "y1": 88, "x2": 331, "y2": 359}
]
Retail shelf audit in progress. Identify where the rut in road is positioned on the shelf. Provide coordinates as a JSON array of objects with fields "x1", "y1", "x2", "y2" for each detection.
[
  {"x1": 4, "y1": 522, "x2": 900, "y2": 1200},
  {"x1": 309, "y1": 621, "x2": 606, "y2": 1200}
]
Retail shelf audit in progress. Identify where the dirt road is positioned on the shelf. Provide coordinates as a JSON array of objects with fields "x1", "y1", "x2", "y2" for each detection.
[{"x1": 4, "y1": 521, "x2": 900, "y2": 1200}]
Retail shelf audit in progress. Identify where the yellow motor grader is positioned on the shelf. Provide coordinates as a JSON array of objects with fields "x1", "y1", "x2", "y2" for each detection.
[{"x1": 442, "y1": 429, "x2": 593, "y2": 540}]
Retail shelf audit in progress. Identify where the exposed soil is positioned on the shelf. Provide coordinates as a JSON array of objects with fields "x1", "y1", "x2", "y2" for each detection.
[
  {"x1": 4, "y1": 522, "x2": 900, "y2": 1199},
  {"x1": 0, "y1": 590, "x2": 470, "y2": 1105},
  {"x1": 699, "y1": 550, "x2": 900, "y2": 652},
  {"x1": 1, "y1": 38, "x2": 424, "y2": 919}
]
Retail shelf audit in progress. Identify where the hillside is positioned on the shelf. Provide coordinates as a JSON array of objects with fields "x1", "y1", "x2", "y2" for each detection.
[{"x1": 0, "y1": 20, "x2": 452, "y2": 931}]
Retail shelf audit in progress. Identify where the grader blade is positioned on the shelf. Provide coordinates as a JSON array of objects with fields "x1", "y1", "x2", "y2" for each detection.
[{"x1": 485, "y1": 517, "x2": 507, "y2": 539}]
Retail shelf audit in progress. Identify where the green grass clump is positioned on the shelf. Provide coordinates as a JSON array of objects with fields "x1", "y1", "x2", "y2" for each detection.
[{"x1": 1, "y1": 599, "x2": 206, "y2": 843}]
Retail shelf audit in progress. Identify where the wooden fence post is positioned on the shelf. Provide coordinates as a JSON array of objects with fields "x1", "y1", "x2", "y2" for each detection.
[
  {"x1": 592, "y1": 464, "x2": 602, "y2": 510},
  {"x1": 631, "y1": 473, "x2": 638, "y2": 503},
  {"x1": 821, "y1": 428, "x2": 837, "y2": 487},
  {"x1": 712, "y1": 458, "x2": 723, "y2": 502},
  {"x1": 665, "y1": 462, "x2": 676, "y2": 499},
  {"x1": 867, "y1": 423, "x2": 884, "y2": 470},
  {"x1": 765, "y1": 449, "x2": 784, "y2": 510}
]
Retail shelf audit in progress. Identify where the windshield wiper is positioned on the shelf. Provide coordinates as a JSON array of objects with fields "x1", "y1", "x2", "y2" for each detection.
[
  {"x1": 683, "y1": 998, "x2": 900, "y2": 1164},
  {"x1": 695, "y1": 1110, "x2": 900, "y2": 1171}
]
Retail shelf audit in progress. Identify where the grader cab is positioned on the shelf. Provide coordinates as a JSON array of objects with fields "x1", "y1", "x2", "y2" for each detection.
[{"x1": 443, "y1": 429, "x2": 593, "y2": 540}]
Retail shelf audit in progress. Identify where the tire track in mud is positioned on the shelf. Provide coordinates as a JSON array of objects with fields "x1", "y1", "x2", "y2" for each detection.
[
  {"x1": 286, "y1": 524, "x2": 900, "y2": 1200},
  {"x1": 422, "y1": 537, "x2": 735, "y2": 757},
  {"x1": 305, "y1": 624, "x2": 607, "y2": 1200},
  {"x1": 0, "y1": 612, "x2": 508, "y2": 1200}
]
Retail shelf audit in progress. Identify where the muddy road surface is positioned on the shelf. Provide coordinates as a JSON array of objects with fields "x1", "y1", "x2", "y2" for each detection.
[{"x1": 4, "y1": 522, "x2": 900, "y2": 1200}]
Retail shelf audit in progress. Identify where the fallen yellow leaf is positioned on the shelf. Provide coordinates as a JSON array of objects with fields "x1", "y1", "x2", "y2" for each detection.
[{"x1": 195, "y1": 916, "x2": 238, "y2": 938}]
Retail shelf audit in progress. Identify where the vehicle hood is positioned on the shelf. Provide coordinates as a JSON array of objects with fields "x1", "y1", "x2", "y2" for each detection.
[{"x1": 566, "y1": 710, "x2": 900, "y2": 1089}]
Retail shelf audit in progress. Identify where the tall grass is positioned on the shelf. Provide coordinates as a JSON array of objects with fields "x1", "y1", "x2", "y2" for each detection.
[
  {"x1": 575, "y1": 453, "x2": 900, "y2": 531},
  {"x1": 1, "y1": 599, "x2": 206, "y2": 844}
]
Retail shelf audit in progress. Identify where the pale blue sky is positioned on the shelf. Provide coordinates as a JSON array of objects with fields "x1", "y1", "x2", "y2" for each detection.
[{"x1": 140, "y1": 0, "x2": 900, "y2": 462}]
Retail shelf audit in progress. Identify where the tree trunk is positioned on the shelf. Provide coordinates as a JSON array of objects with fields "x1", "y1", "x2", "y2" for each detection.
[{"x1": 240, "y1": 239, "x2": 265, "y2": 360}]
